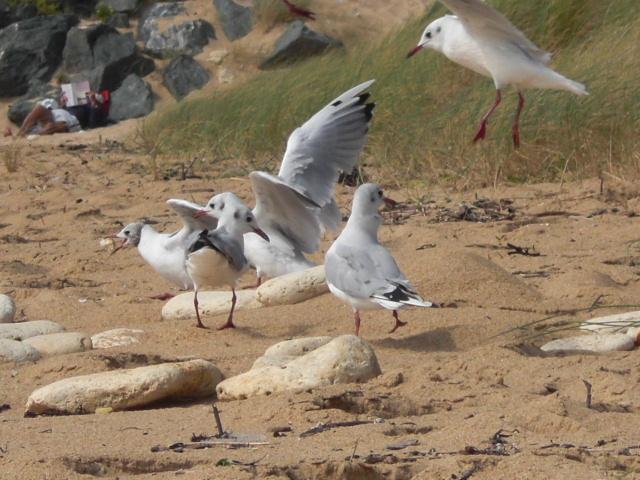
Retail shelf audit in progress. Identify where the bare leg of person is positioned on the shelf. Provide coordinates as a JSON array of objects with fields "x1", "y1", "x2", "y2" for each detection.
[
  {"x1": 38, "y1": 122, "x2": 69, "y2": 135},
  {"x1": 18, "y1": 105, "x2": 53, "y2": 137}
]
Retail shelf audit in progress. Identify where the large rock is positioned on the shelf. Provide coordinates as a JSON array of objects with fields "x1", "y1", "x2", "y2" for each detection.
[
  {"x1": 0, "y1": 339, "x2": 40, "y2": 363},
  {"x1": 541, "y1": 334, "x2": 636, "y2": 354},
  {"x1": 260, "y1": 21, "x2": 342, "y2": 69},
  {"x1": 252, "y1": 336, "x2": 332, "y2": 369},
  {"x1": 101, "y1": 0, "x2": 140, "y2": 13},
  {"x1": 108, "y1": 74, "x2": 154, "y2": 122},
  {"x1": 163, "y1": 55, "x2": 210, "y2": 100},
  {"x1": 213, "y1": 0, "x2": 253, "y2": 41},
  {"x1": 138, "y1": 2, "x2": 185, "y2": 43},
  {"x1": 91, "y1": 328, "x2": 144, "y2": 349},
  {"x1": 0, "y1": 14, "x2": 79, "y2": 97},
  {"x1": 162, "y1": 290, "x2": 260, "y2": 321},
  {"x1": 107, "y1": 12, "x2": 130, "y2": 29},
  {"x1": 0, "y1": 1, "x2": 13, "y2": 29},
  {"x1": 25, "y1": 359, "x2": 222, "y2": 415},
  {"x1": 0, "y1": 320, "x2": 65, "y2": 341},
  {"x1": 145, "y1": 19, "x2": 215, "y2": 58},
  {"x1": 23, "y1": 332, "x2": 92, "y2": 357},
  {"x1": 256, "y1": 265, "x2": 328, "y2": 307},
  {"x1": 0, "y1": 294, "x2": 16, "y2": 323},
  {"x1": 216, "y1": 335, "x2": 381, "y2": 400},
  {"x1": 63, "y1": 25, "x2": 155, "y2": 92}
]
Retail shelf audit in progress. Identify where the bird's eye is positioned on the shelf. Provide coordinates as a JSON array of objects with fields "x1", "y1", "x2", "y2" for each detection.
[
  {"x1": 246, "y1": 216, "x2": 252, "y2": 223},
  {"x1": 124, "y1": 230, "x2": 130, "y2": 235},
  {"x1": 209, "y1": 202, "x2": 215, "y2": 209},
  {"x1": 425, "y1": 31, "x2": 432, "y2": 39}
]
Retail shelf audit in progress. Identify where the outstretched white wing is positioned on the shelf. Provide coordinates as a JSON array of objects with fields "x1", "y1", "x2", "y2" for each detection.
[
  {"x1": 167, "y1": 199, "x2": 217, "y2": 232},
  {"x1": 440, "y1": 0, "x2": 551, "y2": 64},
  {"x1": 278, "y1": 80, "x2": 376, "y2": 230}
]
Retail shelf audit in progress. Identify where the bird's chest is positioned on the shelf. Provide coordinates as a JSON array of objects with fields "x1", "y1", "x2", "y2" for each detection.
[{"x1": 186, "y1": 248, "x2": 245, "y2": 289}]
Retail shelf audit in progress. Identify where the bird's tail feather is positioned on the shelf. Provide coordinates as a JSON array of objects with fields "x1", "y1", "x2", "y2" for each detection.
[{"x1": 371, "y1": 283, "x2": 433, "y2": 310}]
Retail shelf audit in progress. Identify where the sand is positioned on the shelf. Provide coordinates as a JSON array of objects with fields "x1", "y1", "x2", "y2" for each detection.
[{"x1": 1, "y1": 129, "x2": 640, "y2": 479}]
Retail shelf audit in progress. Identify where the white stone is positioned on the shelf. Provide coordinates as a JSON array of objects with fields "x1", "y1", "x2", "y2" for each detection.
[
  {"x1": 256, "y1": 265, "x2": 328, "y2": 307},
  {"x1": 91, "y1": 328, "x2": 144, "y2": 349},
  {"x1": 217, "y1": 67, "x2": 234, "y2": 84},
  {"x1": 216, "y1": 335, "x2": 381, "y2": 401},
  {"x1": 0, "y1": 320, "x2": 65, "y2": 341},
  {"x1": 580, "y1": 311, "x2": 640, "y2": 334},
  {"x1": 0, "y1": 294, "x2": 16, "y2": 323},
  {"x1": 0, "y1": 339, "x2": 41, "y2": 363},
  {"x1": 25, "y1": 359, "x2": 223, "y2": 416},
  {"x1": 23, "y1": 332, "x2": 92, "y2": 357},
  {"x1": 252, "y1": 336, "x2": 332, "y2": 369},
  {"x1": 541, "y1": 334, "x2": 636, "y2": 353},
  {"x1": 161, "y1": 290, "x2": 260, "y2": 321}
]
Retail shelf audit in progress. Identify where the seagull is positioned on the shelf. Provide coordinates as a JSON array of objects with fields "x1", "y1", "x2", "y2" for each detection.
[
  {"x1": 407, "y1": 0, "x2": 588, "y2": 148},
  {"x1": 187, "y1": 194, "x2": 269, "y2": 329},
  {"x1": 325, "y1": 183, "x2": 435, "y2": 336},
  {"x1": 282, "y1": 0, "x2": 316, "y2": 20},
  {"x1": 112, "y1": 199, "x2": 217, "y2": 299},
  {"x1": 203, "y1": 81, "x2": 376, "y2": 286}
]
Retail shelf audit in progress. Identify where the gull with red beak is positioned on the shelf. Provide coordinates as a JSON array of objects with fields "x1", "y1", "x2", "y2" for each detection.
[
  {"x1": 187, "y1": 194, "x2": 269, "y2": 329},
  {"x1": 203, "y1": 80, "x2": 376, "y2": 287},
  {"x1": 325, "y1": 184, "x2": 434, "y2": 336},
  {"x1": 112, "y1": 199, "x2": 217, "y2": 299},
  {"x1": 407, "y1": 0, "x2": 588, "y2": 148}
]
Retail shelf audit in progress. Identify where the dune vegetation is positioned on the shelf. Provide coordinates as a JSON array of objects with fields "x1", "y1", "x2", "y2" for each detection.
[{"x1": 140, "y1": 0, "x2": 640, "y2": 188}]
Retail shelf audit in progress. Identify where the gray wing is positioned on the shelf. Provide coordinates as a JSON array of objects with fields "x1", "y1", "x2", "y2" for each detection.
[
  {"x1": 325, "y1": 242, "x2": 408, "y2": 300},
  {"x1": 195, "y1": 229, "x2": 247, "y2": 272},
  {"x1": 167, "y1": 199, "x2": 218, "y2": 231},
  {"x1": 250, "y1": 171, "x2": 322, "y2": 254},
  {"x1": 440, "y1": 0, "x2": 551, "y2": 64},
  {"x1": 278, "y1": 80, "x2": 376, "y2": 230}
]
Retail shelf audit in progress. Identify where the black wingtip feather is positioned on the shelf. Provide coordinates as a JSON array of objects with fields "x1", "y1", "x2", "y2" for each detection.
[
  {"x1": 364, "y1": 102, "x2": 376, "y2": 121},
  {"x1": 332, "y1": 100, "x2": 342, "y2": 107}
]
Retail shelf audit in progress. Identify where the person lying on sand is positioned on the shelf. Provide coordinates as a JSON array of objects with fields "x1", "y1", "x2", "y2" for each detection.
[{"x1": 16, "y1": 99, "x2": 81, "y2": 137}]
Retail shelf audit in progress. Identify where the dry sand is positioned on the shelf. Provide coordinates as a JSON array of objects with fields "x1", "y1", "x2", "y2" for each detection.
[{"x1": 1, "y1": 129, "x2": 640, "y2": 479}]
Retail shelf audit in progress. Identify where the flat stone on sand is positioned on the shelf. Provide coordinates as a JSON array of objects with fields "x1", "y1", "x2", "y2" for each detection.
[
  {"x1": 0, "y1": 320, "x2": 65, "y2": 341},
  {"x1": 251, "y1": 336, "x2": 332, "y2": 369},
  {"x1": 25, "y1": 359, "x2": 223, "y2": 416},
  {"x1": 541, "y1": 334, "x2": 636, "y2": 354},
  {"x1": 0, "y1": 294, "x2": 16, "y2": 323},
  {"x1": 161, "y1": 290, "x2": 260, "y2": 321},
  {"x1": 0, "y1": 339, "x2": 41, "y2": 363},
  {"x1": 217, "y1": 335, "x2": 381, "y2": 400},
  {"x1": 91, "y1": 328, "x2": 144, "y2": 349},
  {"x1": 256, "y1": 265, "x2": 328, "y2": 307},
  {"x1": 23, "y1": 332, "x2": 92, "y2": 357}
]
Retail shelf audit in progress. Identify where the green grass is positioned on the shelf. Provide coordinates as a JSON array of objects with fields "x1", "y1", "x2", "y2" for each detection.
[{"x1": 140, "y1": 0, "x2": 640, "y2": 188}]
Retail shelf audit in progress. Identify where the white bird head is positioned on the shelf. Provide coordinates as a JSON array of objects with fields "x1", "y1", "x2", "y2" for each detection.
[
  {"x1": 199, "y1": 192, "x2": 269, "y2": 241},
  {"x1": 111, "y1": 222, "x2": 145, "y2": 254},
  {"x1": 350, "y1": 183, "x2": 397, "y2": 218},
  {"x1": 407, "y1": 15, "x2": 454, "y2": 58}
]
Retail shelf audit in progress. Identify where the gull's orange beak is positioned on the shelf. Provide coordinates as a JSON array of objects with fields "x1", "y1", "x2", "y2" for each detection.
[
  {"x1": 110, "y1": 238, "x2": 128, "y2": 256},
  {"x1": 383, "y1": 196, "x2": 398, "y2": 209},
  {"x1": 406, "y1": 45, "x2": 423, "y2": 59},
  {"x1": 252, "y1": 227, "x2": 269, "y2": 242}
]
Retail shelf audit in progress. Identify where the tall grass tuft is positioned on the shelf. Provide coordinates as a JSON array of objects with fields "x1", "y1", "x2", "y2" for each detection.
[
  {"x1": 2, "y1": 142, "x2": 22, "y2": 173},
  {"x1": 141, "y1": 0, "x2": 640, "y2": 188}
]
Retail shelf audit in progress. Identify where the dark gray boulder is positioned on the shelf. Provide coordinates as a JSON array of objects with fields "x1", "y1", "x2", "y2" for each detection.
[
  {"x1": 260, "y1": 21, "x2": 342, "y2": 69},
  {"x1": 138, "y1": 2, "x2": 185, "y2": 43},
  {"x1": 108, "y1": 74, "x2": 154, "y2": 121},
  {"x1": 101, "y1": 0, "x2": 140, "y2": 13},
  {"x1": 163, "y1": 55, "x2": 210, "y2": 100},
  {"x1": 213, "y1": 0, "x2": 252, "y2": 41},
  {"x1": 0, "y1": 1, "x2": 12, "y2": 28},
  {"x1": 7, "y1": 81, "x2": 61, "y2": 125},
  {"x1": 107, "y1": 12, "x2": 130, "y2": 29},
  {"x1": 63, "y1": 25, "x2": 155, "y2": 92},
  {"x1": 0, "y1": 14, "x2": 79, "y2": 97},
  {"x1": 13, "y1": 3, "x2": 38, "y2": 21},
  {"x1": 145, "y1": 19, "x2": 215, "y2": 58}
]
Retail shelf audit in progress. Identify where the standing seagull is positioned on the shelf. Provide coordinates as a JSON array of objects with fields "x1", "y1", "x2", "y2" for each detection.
[
  {"x1": 407, "y1": 0, "x2": 588, "y2": 148},
  {"x1": 204, "y1": 81, "x2": 376, "y2": 286},
  {"x1": 186, "y1": 194, "x2": 269, "y2": 329},
  {"x1": 112, "y1": 199, "x2": 217, "y2": 298},
  {"x1": 325, "y1": 184, "x2": 434, "y2": 336}
]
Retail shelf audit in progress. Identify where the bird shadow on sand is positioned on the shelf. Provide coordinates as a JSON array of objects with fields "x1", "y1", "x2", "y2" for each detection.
[
  {"x1": 224, "y1": 322, "x2": 314, "y2": 340},
  {"x1": 372, "y1": 326, "x2": 459, "y2": 353}
]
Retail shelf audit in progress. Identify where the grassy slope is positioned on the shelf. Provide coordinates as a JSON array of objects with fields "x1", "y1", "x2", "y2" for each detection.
[{"x1": 141, "y1": 0, "x2": 640, "y2": 187}]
